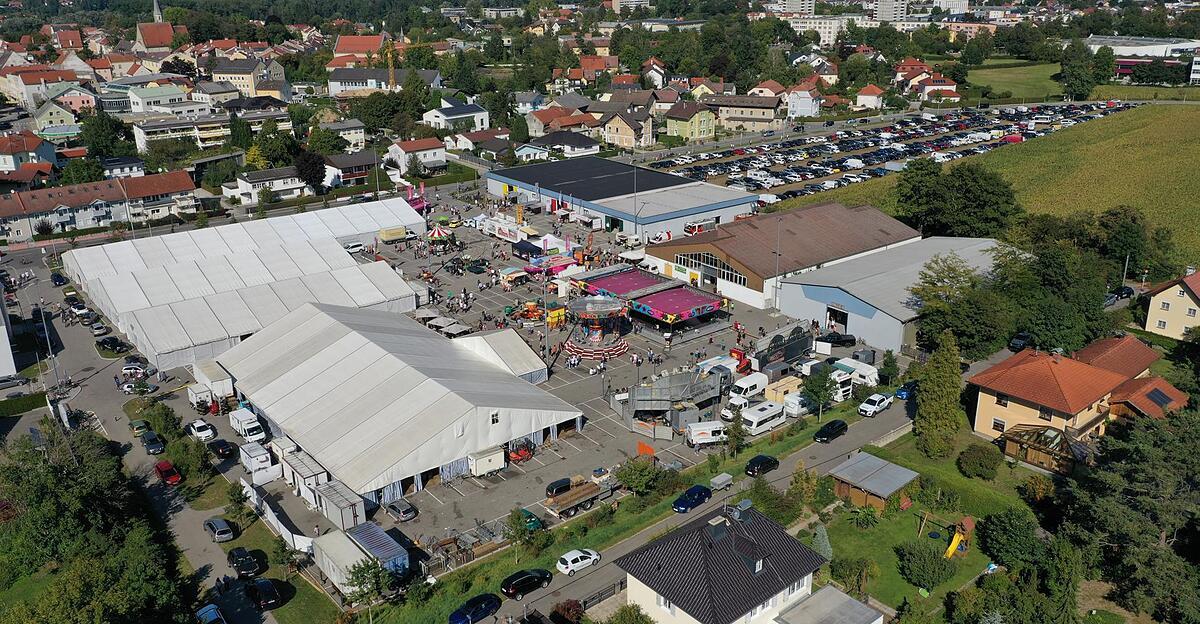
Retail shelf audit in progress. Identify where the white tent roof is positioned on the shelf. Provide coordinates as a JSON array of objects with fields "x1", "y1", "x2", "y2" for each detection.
[
  {"x1": 62, "y1": 198, "x2": 424, "y2": 287},
  {"x1": 216, "y1": 304, "x2": 580, "y2": 494},
  {"x1": 454, "y1": 329, "x2": 547, "y2": 379}
]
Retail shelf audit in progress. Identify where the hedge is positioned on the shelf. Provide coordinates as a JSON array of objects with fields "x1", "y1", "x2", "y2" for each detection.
[
  {"x1": 32, "y1": 226, "x2": 109, "y2": 241},
  {"x1": 0, "y1": 391, "x2": 48, "y2": 417}
]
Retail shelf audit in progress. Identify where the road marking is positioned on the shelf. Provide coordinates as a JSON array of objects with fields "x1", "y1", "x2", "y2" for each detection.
[
  {"x1": 559, "y1": 438, "x2": 583, "y2": 452},
  {"x1": 446, "y1": 482, "x2": 467, "y2": 498},
  {"x1": 577, "y1": 429, "x2": 602, "y2": 446},
  {"x1": 423, "y1": 488, "x2": 445, "y2": 505}
]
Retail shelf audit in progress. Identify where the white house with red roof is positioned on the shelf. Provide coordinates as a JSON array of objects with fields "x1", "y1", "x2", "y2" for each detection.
[
  {"x1": 749, "y1": 79, "x2": 786, "y2": 97},
  {"x1": 641, "y1": 56, "x2": 668, "y2": 88},
  {"x1": 134, "y1": 22, "x2": 186, "y2": 53},
  {"x1": 333, "y1": 34, "x2": 387, "y2": 60},
  {"x1": 915, "y1": 73, "x2": 959, "y2": 101},
  {"x1": 387, "y1": 137, "x2": 447, "y2": 176},
  {"x1": 893, "y1": 57, "x2": 931, "y2": 80},
  {"x1": 784, "y1": 79, "x2": 824, "y2": 118},
  {"x1": 856, "y1": 84, "x2": 885, "y2": 109},
  {"x1": 0, "y1": 131, "x2": 55, "y2": 173}
]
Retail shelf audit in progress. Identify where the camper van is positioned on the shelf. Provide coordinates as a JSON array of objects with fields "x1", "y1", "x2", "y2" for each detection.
[
  {"x1": 834, "y1": 358, "x2": 880, "y2": 386},
  {"x1": 721, "y1": 372, "x2": 769, "y2": 420},
  {"x1": 783, "y1": 393, "x2": 815, "y2": 418},
  {"x1": 741, "y1": 401, "x2": 786, "y2": 436},
  {"x1": 686, "y1": 421, "x2": 727, "y2": 447}
]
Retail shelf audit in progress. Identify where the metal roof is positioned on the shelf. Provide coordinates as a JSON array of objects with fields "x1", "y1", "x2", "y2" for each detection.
[
  {"x1": 315, "y1": 479, "x2": 361, "y2": 510},
  {"x1": 489, "y1": 156, "x2": 690, "y2": 201},
  {"x1": 346, "y1": 522, "x2": 407, "y2": 564},
  {"x1": 827, "y1": 453, "x2": 918, "y2": 500}
]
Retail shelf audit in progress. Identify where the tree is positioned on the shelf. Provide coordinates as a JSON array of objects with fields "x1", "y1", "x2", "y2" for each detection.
[
  {"x1": 978, "y1": 506, "x2": 1043, "y2": 568},
  {"x1": 346, "y1": 557, "x2": 393, "y2": 621},
  {"x1": 34, "y1": 218, "x2": 53, "y2": 236},
  {"x1": 879, "y1": 350, "x2": 899, "y2": 385},
  {"x1": 305, "y1": 126, "x2": 349, "y2": 155},
  {"x1": 505, "y1": 507, "x2": 536, "y2": 550},
  {"x1": 1061, "y1": 62, "x2": 1095, "y2": 101},
  {"x1": 79, "y1": 111, "x2": 136, "y2": 159},
  {"x1": 407, "y1": 154, "x2": 425, "y2": 178},
  {"x1": 510, "y1": 114, "x2": 530, "y2": 143},
  {"x1": 256, "y1": 122, "x2": 299, "y2": 168},
  {"x1": 60, "y1": 157, "x2": 104, "y2": 185},
  {"x1": 802, "y1": 365, "x2": 836, "y2": 422},
  {"x1": 896, "y1": 160, "x2": 1022, "y2": 238},
  {"x1": 812, "y1": 524, "x2": 833, "y2": 560},
  {"x1": 725, "y1": 409, "x2": 747, "y2": 456},
  {"x1": 831, "y1": 557, "x2": 880, "y2": 599},
  {"x1": 227, "y1": 112, "x2": 253, "y2": 149},
  {"x1": 194, "y1": 210, "x2": 208, "y2": 228},
  {"x1": 257, "y1": 187, "x2": 276, "y2": 208},
  {"x1": 1043, "y1": 538, "x2": 1083, "y2": 624},
  {"x1": 957, "y1": 443, "x2": 1002, "y2": 480},
  {"x1": 615, "y1": 457, "x2": 660, "y2": 496},
  {"x1": 293, "y1": 150, "x2": 326, "y2": 194},
  {"x1": 161, "y1": 57, "x2": 196, "y2": 78},
  {"x1": 553, "y1": 599, "x2": 585, "y2": 624},
  {"x1": 851, "y1": 505, "x2": 880, "y2": 528},
  {"x1": 244, "y1": 145, "x2": 268, "y2": 170},
  {"x1": 895, "y1": 539, "x2": 957, "y2": 589},
  {"x1": 913, "y1": 330, "x2": 962, "y2": 458},
  {"x1": 788, "y1": 459, "x2": 819, "y2": 506},
  {"x1": 1091, "y1": 45, "x2": 1115, "y2": 84},
  {"x1": 606, "y1": 604, "x2": 656, "y2": 624},
  {"x1": 201, "y1": 158, "x2": 240, "y2": 187}
]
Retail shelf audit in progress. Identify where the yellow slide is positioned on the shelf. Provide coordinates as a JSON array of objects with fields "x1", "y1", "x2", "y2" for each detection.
[{"x1": 945, "y1": 531, "x2": 964, "y2": 559}]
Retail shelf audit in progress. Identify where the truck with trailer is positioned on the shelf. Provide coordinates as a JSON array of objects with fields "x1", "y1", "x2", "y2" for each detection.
[{"x1": 544, "y1": 474, "x2": 619, "y2": 519}]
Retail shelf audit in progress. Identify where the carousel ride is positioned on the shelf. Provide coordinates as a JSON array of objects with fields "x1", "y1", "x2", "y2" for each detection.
[{"x1": 563, "y1": 295, "x2": 630, "y2": 360}]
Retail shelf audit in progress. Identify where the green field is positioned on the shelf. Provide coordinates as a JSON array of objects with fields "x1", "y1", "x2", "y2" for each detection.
[
  {"x1": 968, "y1": 63, "x2": 1062, "y2": 99},
  {"x1": 779, "y1": 104, "x2": 1200, "y2": 263},
  {"x1": 1092, "y1": 84, "x2": 1200, "y2": 101}
]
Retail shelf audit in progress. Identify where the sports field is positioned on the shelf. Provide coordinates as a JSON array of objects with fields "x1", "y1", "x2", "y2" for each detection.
[
  {"x1": 778, "y1": 104, "x2": 1200, "y2": 262},
  {"x1": 968, "y1": 63, "x2": 1062, "y2": 99}
]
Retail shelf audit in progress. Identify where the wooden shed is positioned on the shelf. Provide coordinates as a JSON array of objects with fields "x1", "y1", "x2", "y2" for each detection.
[{"x1": 829, "y1": 452, "x2": 919, "y2": 511}]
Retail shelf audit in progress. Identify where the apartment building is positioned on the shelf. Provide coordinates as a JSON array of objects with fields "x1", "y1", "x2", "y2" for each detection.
[
  {"x1": 1143, "y1": 268, "x2": 1200, "y2": 340},
  {"x1": 133, "y1": 110, "x2": 292, "y2": 151},
  {"x1": 699, "y1": 94, "x2": 785, "y2": 132}
]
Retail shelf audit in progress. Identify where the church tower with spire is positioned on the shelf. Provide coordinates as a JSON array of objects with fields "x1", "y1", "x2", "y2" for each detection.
[{"x1": 152, "y1": 0, "x2": 163, "y2": 23}]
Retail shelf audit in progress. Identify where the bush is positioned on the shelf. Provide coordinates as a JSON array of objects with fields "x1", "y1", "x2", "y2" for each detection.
[
  {"x1": 957, "y1": 443, "x2": 1003, "y2": 480},
  {"x1": 1018, "y1": 474, "x2": 1055, "y2": 504},
  {"x1": 830, "y1": 556, "x2": 879, "y2": 598},
  {"x1": 850, "y1": 505, "x2": 880, "y2": 529},
  {"x1": 552, "y1": 599, "x2": 584, "y2": 624},
  {"x1": 894, "y1": 540, "x2": 957, "y2": 589},
  {"x1": 978, "y1": 507, "x2": 1044, "y2": 567},
  {"x1": 0, "y1": 391, "x2": 48, "y2": 417},
  {"x1": 653, "y1": 469, "x2": 684, "y2": 496}
]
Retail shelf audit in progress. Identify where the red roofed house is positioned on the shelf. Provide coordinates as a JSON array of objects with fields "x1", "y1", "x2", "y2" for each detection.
[
  {"x1": 0, "y1": 161, "x2": 54, "y2": 190},
  {"x1": 0, "y1": 171, "x2": 197, "y2": 242},
  {"x1": 970, "y1": 334, "x2": 1186, "y2": 474},
  {"x1": 915, "y1": 73, "x2": 958, "y2": 102},
  {"x1": 333, "y1": 34, "x2": 387, "y2": 60},
  {"x1": 0, "y1": 131, "x2": 56, "y2": 173},
  {"x1": 641, "y1": 56, "x2": 667, "y2": 88},
  {"x1": 2, "y1": 68, "x2": 79, "y2": 107},
  {"x1": 444, "y1": 128, "x2": 511, "y2": 151},
  {"x1": 525, "y1": 106, "x2": 579, "y2": 137},
  {"x1": 386, "y1": 137, "x2": 447, "y2": 176},
  {"x1": 53, "y1": 29, "x2": 83, "y2": 50},
  {"x1": 612, "y1": 73, "x2": 639, "y2": 86},
  {"x1": 135, "y1": 22, "x2": 182, "y2": 53},
  {"x1": 748, "y1": 79, "x2": 785, "y2": 97},
  {"x1": 893, "y1": 57, "x2": 931, "y2": 80},
  {"x1": 578, "y1": 55, "x2": 619, "y2": 80},
  {"x1": 1143, "y1": 268, "x2": 1200, "y2": 340},
  {"x1": 856, "y1": 84, "x2": 885, "y2": 109}
]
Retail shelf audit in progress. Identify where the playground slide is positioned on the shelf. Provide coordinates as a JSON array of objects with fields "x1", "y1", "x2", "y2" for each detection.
[{"x1": 944, "y1": 532, "x2": 964, "y2": 559}]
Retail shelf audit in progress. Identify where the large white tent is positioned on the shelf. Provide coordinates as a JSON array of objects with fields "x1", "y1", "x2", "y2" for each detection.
[
  {"x1": 216, "y1": 304, "x2": 579, "y2": 503},
  {"x1": 454, "y1": 329, "x2": 549, "y2": 384},
  {"x1": 122, "y1": 262, "x2": 416, "y2": 371},
  {"x1": 61, "y1": 199, "x2": 424, "y2": 288}
]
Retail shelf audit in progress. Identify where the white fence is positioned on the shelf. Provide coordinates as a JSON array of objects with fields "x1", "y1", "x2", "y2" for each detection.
[{"x1": 241, "y1": 478, "x2": 314, "y2": 554}]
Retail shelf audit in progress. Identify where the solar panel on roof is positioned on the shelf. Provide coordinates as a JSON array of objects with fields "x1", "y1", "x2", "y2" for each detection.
[{"x1": 1146, "y1": 388, "x2": 1173, "y2": 407}]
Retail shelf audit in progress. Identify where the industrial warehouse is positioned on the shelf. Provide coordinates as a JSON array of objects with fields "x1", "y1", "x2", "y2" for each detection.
[{"x1": 484, "y1": 157, "x2": 759, "y2": 243}]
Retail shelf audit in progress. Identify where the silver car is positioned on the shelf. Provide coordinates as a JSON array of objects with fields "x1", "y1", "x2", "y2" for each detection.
[
  {"x1": 385, "y1": 498, "x2": 418, "y2": 522},
  {"x1": 204, "y1": 517, "x2": 235, "y2": 543}
]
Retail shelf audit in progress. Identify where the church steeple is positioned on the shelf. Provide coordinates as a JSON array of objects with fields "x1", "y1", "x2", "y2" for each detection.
[{"x1": 152, "y1": 0, "x2": 163, "y2": 23}]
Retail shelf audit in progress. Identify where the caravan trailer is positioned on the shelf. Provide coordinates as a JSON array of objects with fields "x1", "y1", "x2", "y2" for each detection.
[{"x1": 741, "y1": 401, "x2": 786, "y2": 436}]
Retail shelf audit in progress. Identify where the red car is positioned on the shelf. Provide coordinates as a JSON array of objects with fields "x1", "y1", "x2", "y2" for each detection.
[{"x1": 154, "y1": 460, "x2": 182, "y2": 486}]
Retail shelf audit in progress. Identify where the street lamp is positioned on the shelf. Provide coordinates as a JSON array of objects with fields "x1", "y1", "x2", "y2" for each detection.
[{"x1": 38, "y1": 297, "x2": 61, "y2": 389}]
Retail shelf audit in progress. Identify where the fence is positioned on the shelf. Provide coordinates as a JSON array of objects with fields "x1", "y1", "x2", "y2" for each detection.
[
  {"x1": 241, "y1": 478, "x2": 314, "y2": 554},
  {"x1": 581, "y1": 578, "x2": 627, "y2": 611}
]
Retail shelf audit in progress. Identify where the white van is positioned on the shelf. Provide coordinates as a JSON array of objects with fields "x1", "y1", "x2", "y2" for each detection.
[
  {"x1": 783, "y1": 393, "x2": 815, "y2": 418},
  {"x1": 741, "y1": 401, "x2": 785, "y2": 436},
  {"x1": 229, "y1": 408, "x2": 267, "y2": 443},
  {"x1": 686, "y1": 421, "x2": 727, "y2": 447},
  {"x1": 721, "y1": 372, "x2": 769, "y2": 420}
]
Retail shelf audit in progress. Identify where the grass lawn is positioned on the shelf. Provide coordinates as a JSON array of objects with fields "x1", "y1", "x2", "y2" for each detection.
[
  {"x1": 777, "y1": 105, "x2": 1200, "y2": 264},
  {"x1": 217, "y1": 519, "x2": 344, "y2": 624},
  {"x1": 18, "y1": 360, "x2": 47, "y2": 380},
  {"x1": 183, "y1": 476, "x2": 229, "y2": 511},
  {"x1": 968, "y1": 63, "x2": 1062, "y2": 99},
  {"x1": 0, "y1": 392, "x2": 48, "y2": 417},
  {"x1": 406, "y1": 162, "x2": 478, "y2": 188},
  {"x1": 1091, "y1": 84, "x2": 1200, "y2": 101},
  {"x1": 825, "y1": 501, "x2": 992, "y2": 612},
  {"x1": 0, "y1": 565, "x2": 57, "y2": 610}
]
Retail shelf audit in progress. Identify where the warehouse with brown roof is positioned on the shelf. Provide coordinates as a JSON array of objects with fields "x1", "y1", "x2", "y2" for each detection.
[{"x1": 642, "y1": 202, "x2": 921, "y2": 310}]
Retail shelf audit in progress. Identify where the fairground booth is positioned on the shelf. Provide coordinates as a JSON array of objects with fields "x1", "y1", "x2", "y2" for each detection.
[{"x1": 571, "y1": 264, "x2": 726, "y2": 341}]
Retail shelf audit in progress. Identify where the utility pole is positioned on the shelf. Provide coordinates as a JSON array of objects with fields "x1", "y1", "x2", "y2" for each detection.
[{"x1": 38, "y1": 297, "x2": 60, "y2": 389}]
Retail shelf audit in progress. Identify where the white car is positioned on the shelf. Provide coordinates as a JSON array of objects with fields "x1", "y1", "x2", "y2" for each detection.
[
  {"x1": 188, "y1": 419, "x2": 217, "y2": 442},
  {"x1": 857, "y1": 393, "x2": 894, "y2": 418},
  {"x1": 556, "y1": 548, "x2": 600, "y2": 576}
]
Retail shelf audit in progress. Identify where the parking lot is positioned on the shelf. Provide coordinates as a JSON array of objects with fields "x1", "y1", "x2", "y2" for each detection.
[{"x1": 648, "y1": 102, "x2": 1139, "y2": 201}]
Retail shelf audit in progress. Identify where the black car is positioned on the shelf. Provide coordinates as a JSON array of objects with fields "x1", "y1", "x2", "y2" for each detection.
[
  {"x1": 141, "y1": 430, "x2": 166, "y2": 455},
  {"x1": 64, "y1": 295, "x2": 81, "y2": 307},
  {"x1": 1111, "y1": 286, "x2": 1136, "y2": 300},
  {"x1": 545, "y1": 478, "x2": 572, "y2": 498},
  {"x1": 449, "y1": 593, "x2": 502, "y2": 624},
  {"x1": 208, "y1": 439, "x2": 235, "y2": 459},
  {"x1": 813, "y1": 419, "x2": 849, "y2": 443},
  {"x1": 1008, "y1": 331, "x2": 1033, "y2": 352},
  {"x1": 51, "y1": 273, "x2": 68, "y2": 286},
  {"x1": 818, "y1": 332, "x2": 857, "y2": 347},
  {"x1": 97, "y1": 337, "x2": 131, "y2": 353},
  {"x1": 227, "y1": 546, "x2": 260, "y2": 577},
  {"x1": 744, "y1": 454, "x2": 780, "y2": 477},
  {"x1": 245, "y1": 578, "x2": 280, "y2": 610},
  {"x1": 500, "y1": 568, "x2": 552, "y2": 600}
]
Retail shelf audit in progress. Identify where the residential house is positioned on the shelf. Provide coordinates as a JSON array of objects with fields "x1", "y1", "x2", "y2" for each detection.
[
  {"x1": 915, "y1": 73, "x2": 959, "y2": 102},
  {"x1": 444, "y1": 128, "x2": 511, "y2": 151},
  {"x1": 1143, "y1": 268, "x2": 1200, "y2": 339},
  {"x1": 0, "y1": 132, "x2": 56, "y2": 173},
  {"x1": 48, "y1": 28, "x2": 84, "y2": 50},
  {"x1": 552, "y1": 92, "x2": 591, "y2": 111},
  {"x1": 33, "y1": 100, "x2": 75, "y2": 131},
  {"x1": 387, "y1": 137, "x2": 447, "y2": 176},
  {"x1": 208, "y1": 57, "x2": 287, "y2": 97},
  {"x1": 2, "y1": 67, "x2": 79, "y2": 107},
  {"x1": 615, "y1": 504, "x2": 884, "y2": 624},
  {"x1": 602, "y1": 111, "x2": 653, "y2": 148},
  {"x1": 102, "y1": 156, "x2": 145, "y2": 179},
  {"x1": 783, "y1": 82, "x2": 823, "y2": 118},
  {"x1": 0, "y1": 162, "x2": 54, "y2": 190},
  {"x1": 332, "y1": 34, "x2": 387, "y2": 61},
  {"x1": 322, "y1": 150, "x2": 378, "y2": 188},
  {"x1": 476, "y1": 137, "x2": 513, "y2": 160},
  {"x1": 526, "y1": 106, "x2": 579, "y2": 137},
  {"x1": 191, "y1": 80, "x2": 241, "y2": 105},
  {"x1": 514, "y1": 91, "x2": 546, "y2": 114},
  {"x1": 529, "y1": 130, "x2": 600, "y2": 157},
  {"x1": 318, "y1": 119, "x2": 367, "y2": 152},
  {"x1": 690, "y1": 79, "x2": 736, "y2": 99},
  {"x1": 748, "y1": 79, "x2": 786, "y2": 97},
  {"x1": 700, "y1": 95, "x2": 784, "y2": 132},
  {"x1": 548, "y1": 113, "x2": 602, "y2": 136},
  {"x1": 0, "y1": 171, "x2": 197, "y2": 241},
  {"x1": 51, "y1": 50, "x2": 94, "y2": 80},
  {"x1": 128, "y1": 85, "x2": 186, "y2": 112},
  {"x1": 326, "y1": 67, "x2": 442, "y2": 98},
  {"x1": 856, "y1": 84, "x2": 885, "y2": 109},
  {"x1": 642, "y1": 56, "x2": 668, "y2": 88},
  {"x1": 514, "y1": 143, "x2": 551, "y2": 162},
  {"x1": 225, "y1": 166, "x2": 309, "y2": 205},
  {"x1": 969, "y1": 334, "x2": 1187, "y2": 474},
  {"x1": 578, "y1": 54, "x2": 620, "y2": 81},
  {"x1": 893, "y1": 56, "x2": 932, "y2": 82},
  {"x1": 45, "y1": 83, "x2": 95, "y2": 112},
  {"x1": 134, "y1": 22, "x2": 185, "y2": 54},
  {"x1": 651, "y1": 89, "x2": 680, "y2": 114},
  {"x1": 422, "y1": 97, "x2": 490, "y2": 131},
  {"x1": 664, "y1": 101, "x2": 715, "y2": 141}
]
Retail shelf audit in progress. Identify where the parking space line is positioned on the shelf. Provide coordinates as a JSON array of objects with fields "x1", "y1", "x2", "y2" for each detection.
[
  {"x1": 577, "y1": 429, "x2": 602, "y2": 446},
  {"x1": 446, "y1": 482, "x2": 467, "y2": 497},
  {"x1": 423, "y1": 488, "x2": 445, "y2": 505},
  {"x1": 663, "y1": 445, "x2": 692, "y2": 465},
  {"x1": 559, "y1": 438, "x2": 583, "y2": 452},
  {"x1": 586, "y1": 421, "x2": 616, "y2": 438},
  {"x1": 530, "y1": 455, "x2": 546, "y2": 466}
]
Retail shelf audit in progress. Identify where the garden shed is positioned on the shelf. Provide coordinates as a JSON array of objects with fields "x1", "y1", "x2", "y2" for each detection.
[{"x1": 828, "y1": 452, "x2": 918, "y2": 511}]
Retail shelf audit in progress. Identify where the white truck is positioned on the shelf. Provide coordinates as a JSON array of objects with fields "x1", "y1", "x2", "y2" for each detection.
[
  {"x1": 721, "y1": 372, "x2": 769, "y2": 420},
  {"x1": 685, "y1": 421, "x2": 728, "y2": 447},
  {"x1": 229, "y1": 408, "x2": 267, "y2": 443}
]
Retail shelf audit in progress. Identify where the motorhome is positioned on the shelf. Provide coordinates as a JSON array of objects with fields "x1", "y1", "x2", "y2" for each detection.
[
  {"x1": 834, "y1": 358, "x2": 880, "y2": 386},
  {"x1": 722, "y1": 372, "x2": 769, "y2": 420},
  {"x1": 783, "y1": 393, "x2": 815, "y2": 418},
  {"x1": 685, "y1": 421, "x2": 727, "y2": 447},
  {"x1": 741, "y1": 401, "x2": 786, "y2": 436}
]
